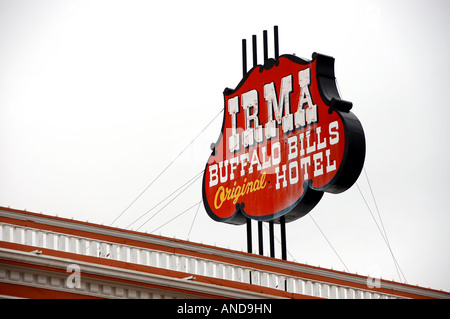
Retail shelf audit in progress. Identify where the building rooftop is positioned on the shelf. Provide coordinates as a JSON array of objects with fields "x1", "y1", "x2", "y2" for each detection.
[{"x1": 1, "y1": 206, "x2": 448, "y2": 299}]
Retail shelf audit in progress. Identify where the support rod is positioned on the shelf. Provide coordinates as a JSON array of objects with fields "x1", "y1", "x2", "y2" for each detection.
[
  {"x1": 269, "y1": 221, "x2": 275, "y2": 258},
  {"x1": 242, "y1": 39, "x2": 252, "y2": 259},
  {"x1": 252, "y1": 34, "x2": 257, "y2": 67},
  {"x1": 252, "y1": 33, "x2": 263, "y2": 256},
  {"x1": 264, "y1": 29, "x2": 275, "y2": 258},
  {"x1": 242, "y1": 39, "x2": 247, "y2": 77},
  {"x1": 258, "y1": 221, "x2": 263, "y2": 256},
  {"x1": 274, "y1": 25, "x2": 279, "y2": 59},
  {"x1": 280, "y1": 216, "x2": 287, "y2": 260},
  {"x1": 263, "y1": 30, "x2": 268, "y2": 62},
  {"x1": 246, "y1": 219, "x2": 252, "y2": 254}
]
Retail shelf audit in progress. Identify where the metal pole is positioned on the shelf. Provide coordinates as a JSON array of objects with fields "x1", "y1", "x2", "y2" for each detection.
[
  {"x1": 280, "y1": 216, "x2": 287, "y2": 260},
  {"x1": 247, "y1": 218, "x2": 252, "y2": 254},
  {"x1": 242, "y1": 38, "x2": 253, "y2": 260},
  {"x1": 263, "y1": 29, "x2": 275, "y2": 258},
  {"x1": 263, "y1": 30, "x2": 268, "y2": 61},
  {"x1": 252, "y1": 34, "x2": 257, "y2": 67},
  {"x1": 258, "y1": 221, "x2": 263, "y2": 256},
  {"x1": 242, "y1": 39, "x2": 247, "y2": 77},
  {"x1": 247, "y1": 219, "x2": 252, "y2": 284},
  {"x1": 269, "y1": 221, "x2": 275, "y2": 258},
  {"x1": 251, "y1": 34, "x2": 264, "y2": 257},
  {"x1": 274, "y1": 25, "x2": 279, "y2": 59}
]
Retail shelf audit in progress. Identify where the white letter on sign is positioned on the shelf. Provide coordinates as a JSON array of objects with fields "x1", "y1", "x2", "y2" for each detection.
[
  {"x1": 264, "y1": 74, "x2": 293, "y2": 139},
  {"x1": 242, "y1": 89, "x2": 263, "y2": 147},
  {"x1": 228, "y1": 96, "x2": 240, "y2": 152},
  {"x1": 209, "y1": 164, "x2": 219, "y2": 187},
  {"x1": 295, "y1": 68, "x2": 317, "y2": 128},
  {"x1": 287, "y1": 136, "x2": 298, "y2": 160}
]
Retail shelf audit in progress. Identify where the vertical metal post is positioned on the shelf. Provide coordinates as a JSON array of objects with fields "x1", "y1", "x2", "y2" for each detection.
[
  {"x1": 274, "y1": 25, "x2": 279, "y2": 59},
  {"x1": 247, "y1": 219, "x2": 252, "y2": 284},
  {"x1": 263, "y1": 29, "x2": 275, "y2": 258},
  {"x1": 264, "y1": 29, "x2": 275, "y2": 258},
  {"x1": 242, "y1": 38, "x2": 253, "y2": 261},
  {"x1": 246, "y1": 219, "x2": 252, "y2": 254},
  {"x1": 280, "y1": 216, "x2": 287, "y2": 260},
  {"x1": 269, "y1": 221, "x2": 275, "y2": 258},
  {"x1": 252, "y1": 34, "x2": 257, "y2": 67},
  {"x1": 252, "y1": 33, "x2": 264, "y2": 257},
  {"x1": 258, "y1": 221, "x2": 263, "y2": 256},
  {"x1": 242, "y1": 39, "x2": 247, "y2": 77},
  {"x1": 242, "y1": 27, "x2": 285, "y2": 263},
  {"x1": 263, "y1": 30, "x2": 268, "y2": 62}
]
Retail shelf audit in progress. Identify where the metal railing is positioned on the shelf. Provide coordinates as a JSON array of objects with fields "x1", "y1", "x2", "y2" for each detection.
[{"x1": 0, "y1": 222, "x2": 398, "y2": 299}]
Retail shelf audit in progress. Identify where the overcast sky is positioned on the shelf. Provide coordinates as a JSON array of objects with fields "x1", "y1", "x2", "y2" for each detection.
[{"x1": 1, "y1": 0, "x2": 449, "y2": 293}]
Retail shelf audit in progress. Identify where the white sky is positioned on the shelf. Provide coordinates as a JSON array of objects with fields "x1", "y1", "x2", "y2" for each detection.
[{"x1": 1, "y1": 0, "x2": 449, "y2": 293}]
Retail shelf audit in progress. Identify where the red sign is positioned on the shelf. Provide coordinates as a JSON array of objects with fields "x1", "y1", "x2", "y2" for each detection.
[{"x1": 202, "y1": 53, "x2": 365, "y2": 225}]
